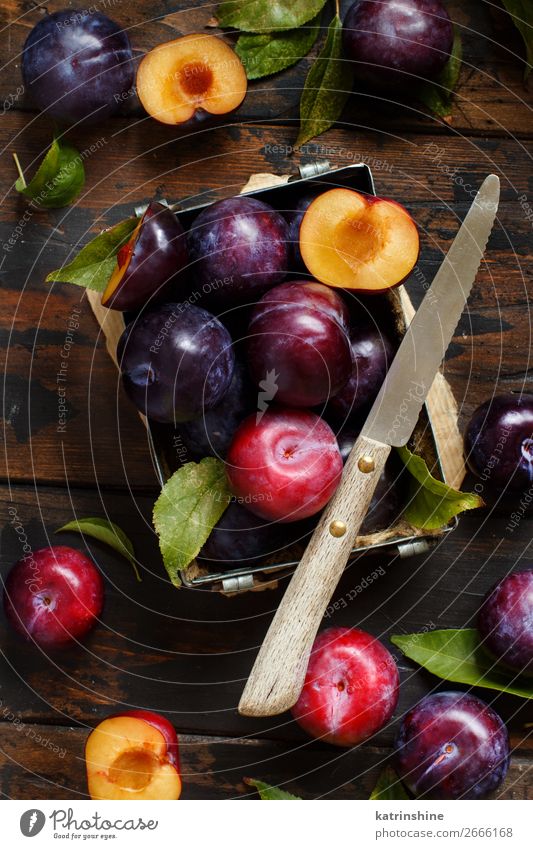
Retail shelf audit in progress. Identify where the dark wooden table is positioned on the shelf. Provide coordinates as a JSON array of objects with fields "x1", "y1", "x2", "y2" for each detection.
[{"x1": 1, "y1": 0, "x2": 532, "y2": 800}]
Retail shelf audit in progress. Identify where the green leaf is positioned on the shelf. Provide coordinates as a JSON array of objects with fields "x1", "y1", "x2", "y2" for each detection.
[
  {"x1": 153, "y1": 458, "x2": 232, "y2": 587},
  {"x1": 244, "y1": 778, "x2": 302, "y2": 799},
  {"x1": 296, "y1": 15, "x2": 354, "y2": 148},
  {"x1": 370, "y1": 767, "x2": 410, "y2": 800},
  {"x1": 417, "y1": 29, "x2": 462, "y2": 121},
  {"x1": 217, "y1": 0, "x2": 326, "y2": 33},
  {"x1": 391, "y1": 629, "x2": 533, "y2": 700},
  {"x1": 56, "y1": 517, "x2": 141, "y2": 582},
  {"x1": 397, "y1": 445, "x2": 483, "y2": 530},
  {"x1": 14, "y1": 135, "x2": 85, "y2": 208},
  {"x1": 46, "y1": 217, "x2": 138, "y2": 292},
  {"x1": 236, "y1": 16, "x2": 320, "y2": 80},
  {"x1": 501, "y1": 0, "x2": 533, "y2": 79}
]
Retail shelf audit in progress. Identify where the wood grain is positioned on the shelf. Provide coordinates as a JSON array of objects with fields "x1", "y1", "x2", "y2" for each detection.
[
  {"x1": 0, "y1": 724, "x2": 530, "y2": 800},
  {"x1": 1, "y1": 483, "x2": 532, "y2": 746},
  {"x1": 1, "y1": 117, "x2": 531, "y2": 490},
  {"x1": 1, "y1": 0, "x2": 532, "y2": 801},
  {"x1": 1, "y1": 0, "x2": 532, "y2": 137}
]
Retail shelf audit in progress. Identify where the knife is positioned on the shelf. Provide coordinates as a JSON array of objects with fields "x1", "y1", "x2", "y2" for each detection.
[{"x1": 238, "y1": 174, "x2": 500, "y2": 718}]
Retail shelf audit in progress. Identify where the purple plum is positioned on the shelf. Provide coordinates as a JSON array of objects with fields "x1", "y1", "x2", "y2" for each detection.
[
  {"x1": 394, "y1": 691, "x2": 510, "y2": 799},
  {"x1": 478, "y1": 570, "x2": 533, "y2": 675},
  {"x1": 22, "y1": 9, "x2": 134, "y2": 124},
  {"x1": 464, "y1": 393, "x2": 533, "y2": 491}
]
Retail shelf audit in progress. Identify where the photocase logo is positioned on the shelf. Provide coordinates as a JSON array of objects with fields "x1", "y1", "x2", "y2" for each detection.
[
  {"x1": 256, "y1": 369, "x2": 279, "y2": 423},
  {"x1": 20, "y1": 809, "x2": 46, "y2": 837}
]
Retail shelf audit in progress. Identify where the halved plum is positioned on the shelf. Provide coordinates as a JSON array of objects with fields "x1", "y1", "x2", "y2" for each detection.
[
  {"x1": 102, "y1": 202, "x2": 188, "y2": 311},
  {"x1": 300, "y1": 188, "x2": 419, "y2": 292},
  {"x1": 137, "y1": 33, "x2": 247, "y2": 126}
]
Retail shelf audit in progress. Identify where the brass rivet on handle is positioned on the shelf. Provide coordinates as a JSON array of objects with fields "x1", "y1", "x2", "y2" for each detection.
[
  {"x1": 329, "y1": 520, "x2": 347, "y2": 538},
  {"x1": 358, "y1": 455, "x2": 375, "y2": 473}
]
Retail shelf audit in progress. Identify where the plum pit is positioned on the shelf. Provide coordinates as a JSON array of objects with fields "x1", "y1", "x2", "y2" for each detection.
[
  {"x1": 179, "y1": 62, "x2": 213, "y2": 98},
  {"x1": 108, "y1": 749, "x2": 159, "y2": 791}
]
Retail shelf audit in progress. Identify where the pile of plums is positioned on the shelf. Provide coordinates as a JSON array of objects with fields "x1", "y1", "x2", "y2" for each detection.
[{"x1": 113, "y1": 187, "x2": 420, "y2": 570}]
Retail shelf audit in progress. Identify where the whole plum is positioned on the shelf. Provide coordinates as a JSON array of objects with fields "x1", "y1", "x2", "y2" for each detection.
[
  {"x1": 22, "y1": 10, "x2": 134, "y2": 124},
  {"x1": 177, "y1": 359, "x2": 255, "y2": 460},
  {"x1": 118, "y1": 303, "x2": 234, "y2": 423},
  {"x1": 328, "y1": 323, "x2": 395, "y2": 420},
  {"x1": 292, "y1": 627, "x2": 399, "y2": 746},
  {"x1": 226, "y1": 408, "x2": 343, "y2": 523},
  {"x1": 247, "y1": 281, "x2": 352, "y2": 407},
  {"x1": 4, "y1": 546, "x2": 104, "y2": 648},
  {"x1": 102, "y1": 202, "x2": 189, "y2": 311},
  {"x1": 343, "y1": 0, "x2": 453, "y2": 90},
  {"x1": 187, "y1": 197, "x2": 289, "y2": 306},
  {"x1": 478, "y1": 570, "x2": 533, "y2": 675},
  {"x1": 394, "y1": 692, "x2": 509, "y2": 799}
]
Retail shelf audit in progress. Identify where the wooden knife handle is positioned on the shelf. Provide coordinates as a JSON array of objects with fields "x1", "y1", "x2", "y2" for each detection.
[{"x1": 238, "y1": 434, "x2": 391, "y2": 717}]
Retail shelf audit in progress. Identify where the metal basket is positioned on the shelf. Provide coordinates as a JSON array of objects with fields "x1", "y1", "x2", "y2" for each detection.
[{"x1": 89, "y1": 161, "x2": 464, "y2": 594}]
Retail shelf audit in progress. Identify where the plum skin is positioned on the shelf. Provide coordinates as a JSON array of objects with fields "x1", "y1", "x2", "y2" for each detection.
[
  {"x1": 343, "y1": 0, "x2": 454, "y2": 90},
  {"x1": 464, "y1": 393, "x2": 533, "y2": 491},
  {"x1": 177, "y1": 358, "x2": 254, "y2": 461},
  {"x1": 328, "y1": 324, "x2": 395, "y2": 420},
  {"x1": 198, "y1": 502, "x2": 312, "y2": 570},
  {"x1": 478, "y1": 570, "x2": 533, "y2": 675},
  {"x1": 22, "y1": 10, "x2": 134, "y2": 124},
  {"x1": 187, "y1": 196, "x2": 289, "y2": 306},
  {"x1": 118, "y1": 303, "x2": 234, "y2": 424},
  {"x1": 292, "y1": 627, "x2": 400, "y2": 746},
  {"x1": 225, "y1": 408, "x2": 343, "y2": 523},
  {"x1": 247, "y1": 281, "x2": 353, "y2": 408},
  {"x1": 394, "y1": 691, "x2": 510, "y2": 799},
  {"x1": 3, "y1": 546, "x2": 104, "y2": 648},
  {"x1": 284, "y1": 194, "x2": 317, "y2": 271},
  {"x1": 250, "y1": 279, "x2": 350, "y2": 332},
  {"x1": 116, "y1": 710, "x2": 180, "y2": 770},
  {"x1": 103, "y1": 203, "x2": 189, "y2": 312}
]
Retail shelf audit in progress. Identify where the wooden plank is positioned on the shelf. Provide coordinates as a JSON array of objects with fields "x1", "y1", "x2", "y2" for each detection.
[
  {"x1": 1, "y1": 484, "x2": 532, "y2": 742},
  {"x1": 0, "y1": 723, "x2": 530, "y2": 800},
  {"x1": 1, "y1": 1, "x2": 532, "y2": 137}
]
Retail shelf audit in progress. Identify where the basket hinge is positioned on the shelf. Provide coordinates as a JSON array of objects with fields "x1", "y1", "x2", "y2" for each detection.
[
  {"x1": 396, "y1": 539, "x2": 434, "y2": 559},
  {"x1": 221, "y1": 574, "x2": 255, "y2": 593}
]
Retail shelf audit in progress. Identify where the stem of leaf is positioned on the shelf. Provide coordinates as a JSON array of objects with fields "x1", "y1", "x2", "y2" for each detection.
[
  {"x1": 335, "y1": 0, "x2": 340, "y2": 18},
  {"x1": 12, "y1": 152, "x2": 26, "y2": 188}
]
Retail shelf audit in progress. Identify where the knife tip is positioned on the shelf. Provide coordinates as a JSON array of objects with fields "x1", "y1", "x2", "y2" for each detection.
[{"x1": 480, "y1": 174, "x2": 500, "y2": 210}]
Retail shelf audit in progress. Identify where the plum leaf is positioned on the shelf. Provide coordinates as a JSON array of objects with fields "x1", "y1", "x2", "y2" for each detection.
[
  {"x1": 296, "y1": 14, "x2": 354, "y2": 148},
  {"x1": 369, "y1": 767, "x2": 410, "y2": 800},
  {"x1": 417, "y1": 29, "x2": 462, "y2": 121},
  {"x1": 391, "y1": 629, "x2": 533, "y2": 699},
  {"x1": 217, "y1": 0, "x2": 326, "y2": 33},
  {"x1": 501, "y1": 0, "x2": 532, "y2": 79},
  {"x1": 397, "y1": 445, "x2": 483, "y2": 530},
  {"x1": 244, "y1": 778, "x2": 302, "y2": 799},
  {"x1": 235, "y1": 16, "x2": 320, "y2": 80},
  {"x1": 46, "y1": 217, "x2": 138, "y2": 292},
  {"x1": 14, "y1": 135, "x2": 85, "y2": 208},
  {"x1": 56, "y1": 517, "x2": 140, "y2": 582},
  {"x1": 153, "y1": 458, "x2": 231, "y2": 587}
]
